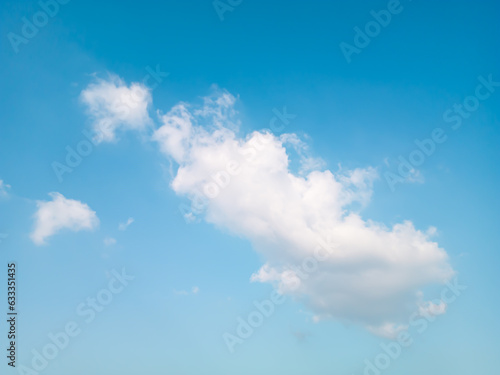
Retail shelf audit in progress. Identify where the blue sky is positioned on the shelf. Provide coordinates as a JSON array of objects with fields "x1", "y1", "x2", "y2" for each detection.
[{"x1": 1, "y1": 0, "x2": 499, "y2": 374}]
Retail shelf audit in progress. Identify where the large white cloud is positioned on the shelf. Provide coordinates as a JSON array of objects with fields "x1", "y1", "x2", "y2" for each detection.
[
  {"x1": 80, "y1": 74, "x2": 152, "y2": 143},
  {"x1": 78, "y1": 75, "x2": 455, "y2": 337},
  {"x1": 151, "y1": 89, "x2": 455, "y2": 337},
  {"x1": 31, "y1": 193, "x2": 99, "y2": 245}
]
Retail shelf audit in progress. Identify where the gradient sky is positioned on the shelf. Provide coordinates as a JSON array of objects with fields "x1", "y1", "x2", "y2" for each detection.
[{"x1": 1, "y1": 1, "x2": 499, "y2": 374}]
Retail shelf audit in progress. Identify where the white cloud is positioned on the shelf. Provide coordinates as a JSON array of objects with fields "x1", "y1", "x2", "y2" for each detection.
[
  {"x1": 80, "y1": 74, "x2": 152, "y2": 143},
  {"x1": 0, "y1": 180, "x2": 11, "y2": 197},
  {"x1": 31, "y1": 193, "x2": 99, "y2": 245},
  {"x1": 103, "y1": 237, "x2": 117, "y2": 246},
  {"x1": 192, "y1": 286, "x2": 200, "y2": 294},
  {"x1": 152, "y1": 88, "x2": 455, "y2": 337},
  {"x1": 118, "y1": 217, "x2": 134, "y2": 231}
]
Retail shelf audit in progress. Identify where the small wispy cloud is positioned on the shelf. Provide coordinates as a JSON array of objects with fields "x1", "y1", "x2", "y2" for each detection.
[
  {"x1": 0, "y1": 180, "x2": 11, "y2": 197},
  {"x1": 118, "y1": 217, "x2": 134, "y2": 231},
  {"x1": 173, "y1": 289, "x2": 188, "y2": 296},
  {"x1": 174, "y1": 286, "x2": 200, "y2": 296},
  {"x1": 405, "y1": 168, "x2": 425, "y2": 184},
  {"x1": 103, "y1": 237, "x2": 117, "y2": 246}
]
